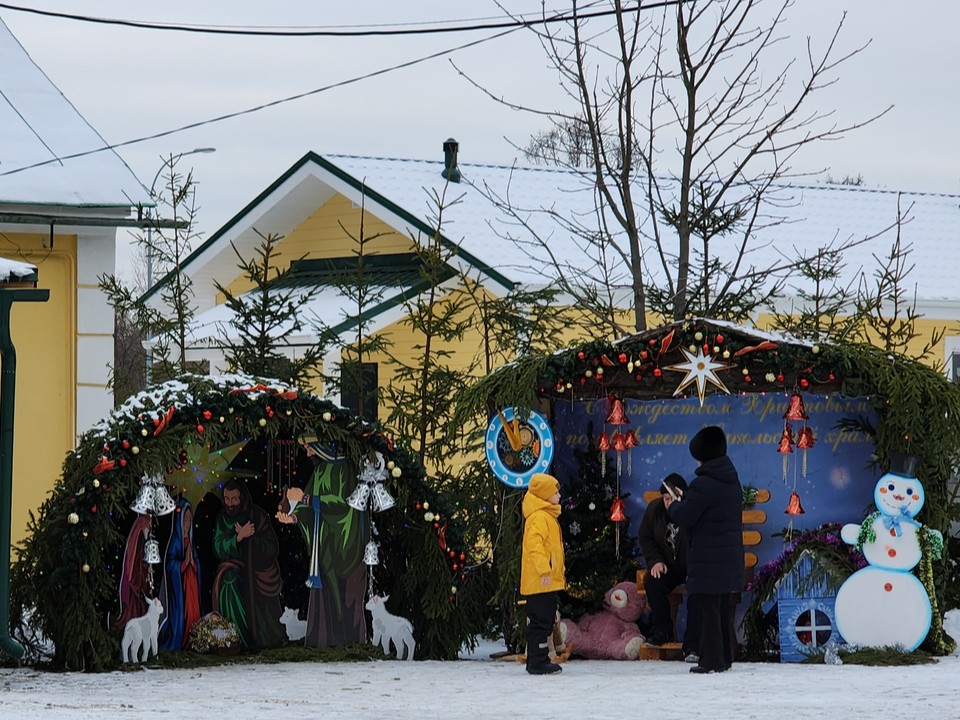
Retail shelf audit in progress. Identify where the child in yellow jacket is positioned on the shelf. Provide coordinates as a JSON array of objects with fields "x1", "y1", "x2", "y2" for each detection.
[{"x1": 521, "y1": 472, "x2": 566, "y2": 675}]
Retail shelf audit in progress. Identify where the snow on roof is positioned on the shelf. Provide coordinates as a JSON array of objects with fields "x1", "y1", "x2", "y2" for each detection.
[
  {"x1": 0, "y1": 256, "x2": 36, "y2": 282},
  {"x1": 0, "y1": 18, "x2": 150, "y2": 208},
  {"x1": 324, "y1": 153, "x2": 960, "y2": 303}
]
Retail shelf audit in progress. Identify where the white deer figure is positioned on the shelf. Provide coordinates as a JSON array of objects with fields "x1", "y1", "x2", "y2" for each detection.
[
  {"x1": 121, "y1": 597, "x2": 163, "y2": 663},
  {"x1": 365, "y1": 594, "x2": 415, "y2": 661}
]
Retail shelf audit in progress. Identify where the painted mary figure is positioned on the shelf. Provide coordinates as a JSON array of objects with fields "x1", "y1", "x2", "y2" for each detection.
[{"x1": 159, "y1": 497, "x2": 202, "y2": 650}]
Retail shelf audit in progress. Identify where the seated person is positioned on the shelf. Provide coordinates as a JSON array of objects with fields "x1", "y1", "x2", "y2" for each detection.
[{"x1": 639, "y1": 473, "x2": 700, "y2": 660}]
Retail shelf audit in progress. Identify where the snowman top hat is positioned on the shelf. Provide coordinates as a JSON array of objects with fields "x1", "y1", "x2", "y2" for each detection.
[{"x1": 888, "y1": 452, "x2": 920, "y2": 479}]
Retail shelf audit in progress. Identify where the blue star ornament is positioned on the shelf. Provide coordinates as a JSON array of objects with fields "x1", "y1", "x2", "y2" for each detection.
[{"x1": 665, "y1": 347, "x2": 733, "y2": 406}]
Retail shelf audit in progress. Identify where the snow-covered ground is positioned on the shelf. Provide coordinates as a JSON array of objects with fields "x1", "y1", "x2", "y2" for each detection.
[{"x1": 2, "y1": 633, "x2": 960, "y2": 720}]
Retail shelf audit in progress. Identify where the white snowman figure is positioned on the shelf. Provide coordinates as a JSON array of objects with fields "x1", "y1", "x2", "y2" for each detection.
[{"x1": 835, "y1": 454, "x2": 941, "y2": 651}]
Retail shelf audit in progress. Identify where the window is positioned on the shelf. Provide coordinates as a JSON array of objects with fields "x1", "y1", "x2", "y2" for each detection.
[{"x1": 341, "y1": 361, "x2": 378, "y2": 423}]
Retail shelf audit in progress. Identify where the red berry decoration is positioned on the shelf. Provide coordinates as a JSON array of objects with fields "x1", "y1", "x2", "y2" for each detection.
[
  {"x1": 618, "y1": 352, "x2": 628, "y2": 364},
  {"x1": 203, "y1": 410, "x2": 212, "y2": 420}
]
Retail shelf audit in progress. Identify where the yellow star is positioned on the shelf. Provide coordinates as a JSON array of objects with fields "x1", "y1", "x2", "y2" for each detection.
[{"x1": 665, "y1": 347, "x2": 733, "y2": 406}]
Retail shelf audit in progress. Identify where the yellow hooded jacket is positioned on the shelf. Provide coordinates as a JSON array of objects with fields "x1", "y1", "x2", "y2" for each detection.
[{"x1": 520, "y1": 473, "x2": 566, "y2": 596}]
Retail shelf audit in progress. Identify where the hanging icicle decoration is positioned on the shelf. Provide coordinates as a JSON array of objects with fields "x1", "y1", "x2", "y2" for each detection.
[
  {"x1": 598, "y1": 431, "x2": 610, "y2": 475},
  {"x1": 796, "y1": 426, "x2": 816, "y2": 477},
  {"x1": 623, "y1": 429, "x2": 638, "y2": 475},
  {"x1": 777, "y1": 424, "x2": 794, "y2": 482}
]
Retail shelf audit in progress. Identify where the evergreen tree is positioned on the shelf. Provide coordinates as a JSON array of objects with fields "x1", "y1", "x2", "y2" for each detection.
[
  {"x1": 557, "y1": 426, "x2": 639, "y2": 618},
  {"x1": 213, "y1": 230, "x2": 326, "y2": 387}
]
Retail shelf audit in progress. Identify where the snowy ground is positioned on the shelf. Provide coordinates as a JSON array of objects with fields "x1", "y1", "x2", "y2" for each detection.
[{"x1": 2, "y1": 634, "x2": 960, "y2": 720}]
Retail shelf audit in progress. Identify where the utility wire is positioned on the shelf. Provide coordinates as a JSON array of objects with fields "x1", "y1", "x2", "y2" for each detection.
[
  {"x1": 0, "y1": 28, "x2": 518, "y2": 177},
  {"x1": 0, "y1": 0, "x2": 689, "y2": 177},
  {"x1": 0, "y1": 0, "x2": 682, "y2": 37}
]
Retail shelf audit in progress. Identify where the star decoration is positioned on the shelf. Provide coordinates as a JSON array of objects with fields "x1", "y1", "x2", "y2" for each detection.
[{"x1": 665, "y1": 347, "x2": 733, "y2": 406}]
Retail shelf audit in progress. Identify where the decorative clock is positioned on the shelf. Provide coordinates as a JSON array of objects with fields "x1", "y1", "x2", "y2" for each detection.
[{"x1": 485, "y1": 407, "x2": 554, "y2": 488}]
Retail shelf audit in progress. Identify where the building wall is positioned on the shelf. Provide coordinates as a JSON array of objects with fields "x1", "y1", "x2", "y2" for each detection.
[
  {"x1": 221, "y1": 194, "x2": 411, "y2": 300},
  {"x1": 4, "y1": 231, "x2": 77, "y2": 546}
]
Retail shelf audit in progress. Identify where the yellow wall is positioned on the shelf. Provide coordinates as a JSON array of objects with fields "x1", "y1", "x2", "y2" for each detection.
[
  {"x1": 223, "y1": 194, "x2": 411, "y2": 299},
  {"x1": 2, "y1": 233, "x2": 77, "y2": 546}
]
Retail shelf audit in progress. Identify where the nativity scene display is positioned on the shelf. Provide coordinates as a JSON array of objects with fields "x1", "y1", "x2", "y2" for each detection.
[{"x1": 13, "y1": 376, "x2": 484, "y2": 671}]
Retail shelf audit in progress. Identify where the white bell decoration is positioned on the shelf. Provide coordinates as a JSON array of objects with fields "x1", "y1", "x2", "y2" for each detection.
[
  {"x1": 130, "y1": 482, "x2": 156, "y2": 515},
  {"x1": 131, "y1": 474, "x2": 176, "y2": 516},
  {"x1": 348, "y1": 453, "x2": 394, "y2": 513},
  {"x1": 151, "y1": 479, "x2": 176, "y2": 516},
  {"x1": 363, "y1": 540, "x2": 379, "y2": 566},
  {"x1": 346, "y1": 482, "x2": 372, "y2": 512},
  {"x1": 144, "y1": 534, "x2": 161, "y2": 565},
  {"x1": 370, "y1": 482, "x2": 395, "y2": 513}
]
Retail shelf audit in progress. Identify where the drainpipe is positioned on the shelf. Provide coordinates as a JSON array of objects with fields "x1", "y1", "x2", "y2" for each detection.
[{"x1": 0, "y1": 287, "x2": 49, "y2": 660}]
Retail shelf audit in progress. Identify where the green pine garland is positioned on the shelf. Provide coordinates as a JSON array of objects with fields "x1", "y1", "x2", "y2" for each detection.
[{"x1": 10, "y1": 373, "x2": 490, "y2": 670}]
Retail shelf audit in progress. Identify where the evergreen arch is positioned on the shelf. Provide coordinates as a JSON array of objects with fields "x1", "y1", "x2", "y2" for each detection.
[{"x1": 12, "y1": 374, "x2": 490, "y2": 670}]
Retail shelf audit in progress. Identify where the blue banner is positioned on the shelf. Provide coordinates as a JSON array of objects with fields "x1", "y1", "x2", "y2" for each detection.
[{"x1": 552, "y1": 393, "x2": 877, "y2": 571}]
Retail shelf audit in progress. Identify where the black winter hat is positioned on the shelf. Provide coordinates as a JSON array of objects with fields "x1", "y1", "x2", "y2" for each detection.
[{"x1": 689, "y1": 425, "x2": 727, "y2": 462}]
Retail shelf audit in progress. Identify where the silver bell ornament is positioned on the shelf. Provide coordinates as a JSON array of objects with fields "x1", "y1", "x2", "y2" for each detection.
[
  {"x1": 130, "y1": 482, "x2": 156, "y2": 515},
  {"x1": 346, "y1": 482, "x2": 371, "y2": 512},
  {"x1": 370, "y1": 482, "x2": 395, "y2": 513},
  {"x1": 151, "y1": 479, "x2": 176, "y2": 516},
  {"x1": 363, "y1": 540, "x2": 379, "y2": 566},
  {"x1": 144, "y1": 534, "x2": 162, "y2": 565}
]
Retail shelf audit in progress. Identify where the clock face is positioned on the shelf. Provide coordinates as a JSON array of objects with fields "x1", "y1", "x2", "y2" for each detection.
[{"x1": 485, "y1": 408, "x2": 554, "y2": 488}]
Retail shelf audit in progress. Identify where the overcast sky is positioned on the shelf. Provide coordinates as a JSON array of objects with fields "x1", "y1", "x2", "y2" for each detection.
[{"x1": 3, "y1": 1, "x2": 958, "y2": 276}]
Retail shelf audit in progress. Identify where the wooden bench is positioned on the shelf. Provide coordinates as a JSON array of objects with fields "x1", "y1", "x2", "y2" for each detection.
[{"x1": 635, "y1": 487, "x2": 770, "y2": 660}]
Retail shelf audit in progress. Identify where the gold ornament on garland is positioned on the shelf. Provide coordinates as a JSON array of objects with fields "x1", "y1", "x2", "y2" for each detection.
[{"x1": 665, "y1": 347, "x2": 733, "y2": 406}]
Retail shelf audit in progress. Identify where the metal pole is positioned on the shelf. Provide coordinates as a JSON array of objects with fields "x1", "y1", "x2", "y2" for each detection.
[{"x1": 0, "y1": 288, "x2": 49, "y2": 660}]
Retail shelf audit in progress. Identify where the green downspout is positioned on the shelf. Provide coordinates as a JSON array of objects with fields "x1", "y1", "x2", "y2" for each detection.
[{"x1": 0, "y1": 287, "x2": 49, "y2": 660}]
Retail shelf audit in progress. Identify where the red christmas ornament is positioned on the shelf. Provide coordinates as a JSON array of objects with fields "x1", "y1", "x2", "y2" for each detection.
[
  {"x1": 784, "y1": 491, "x2": 806, "y2": 515},
  {"x1": 197, "y1": 424, "x2": 205, "y2": 434},
  {"x1": 777, "y1": 425, "x2": 794, "y2": 454},
  {"x1": 640, "y1": 350, "x2": 649, "y2": 360},
  {"x1": 609, "y1": 497, "x2": 626, "y2": 522},
  {"x1": 597, "y1": 432, "x2": 611, "y2": 451},
  {"x1": 605, "y1": 397, "x2": 629, "y2": 425},
  {"x1": 776, "y1": 373, "x2": 785, "y2": 383},
  {"x1": 203, "y1": 410, "x2": 212, "y2": 420},
  {"x1": 783, "y1": 392, "x2": 809, "y2": 421},
  {"x1": 122, "y1": 440, "x2": 130, "y2": 450},
  {"x1": 623, "y1": 430, "x2": 638, "y2": 449},
  {"x1": 610, "y1": 431, "x2": 626, "y2": 452},
  {"x1": 653, "y1": 368, "x2": 662, "y2": 378},
  {"x1": 796, "y1": 426, "x2": 816, "y2": 450},
  {"x1": 799, "y1": 377, "x2": 810, "y2": 389},
  {"x1": 578, "y1": 351, "x2": 586, "y2": 360},
  {"x1": 715, "y1": 334, "x2": 724, "y2": 344}
]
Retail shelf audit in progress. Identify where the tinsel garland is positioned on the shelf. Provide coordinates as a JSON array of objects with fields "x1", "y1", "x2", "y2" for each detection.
[{"x1": 918, "y1": 527, "x2": 955, "y2": 655}]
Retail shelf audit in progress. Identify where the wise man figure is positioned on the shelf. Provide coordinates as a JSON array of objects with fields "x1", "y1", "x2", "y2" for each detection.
[{"x1": 277, "y1": 434, "x2": 367, "y2": 647}]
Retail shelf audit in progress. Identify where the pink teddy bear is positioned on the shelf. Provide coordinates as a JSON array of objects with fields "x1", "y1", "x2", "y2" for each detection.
[{"x1": 559, "y1": 580, "x2": 649, "y2": 660}]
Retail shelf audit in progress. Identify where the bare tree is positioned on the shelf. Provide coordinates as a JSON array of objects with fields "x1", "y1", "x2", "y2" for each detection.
[{"x1": 461, "y1": 0, "x2": 887, "y2": 330}]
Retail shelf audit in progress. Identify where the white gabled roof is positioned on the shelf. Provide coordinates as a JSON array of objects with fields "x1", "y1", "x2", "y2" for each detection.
[
  {"x1": 327, "y1": 153, "x2": 960, "y2": 304},
  {"x1": 0, "y1": 17, "x2": 150, "y2": 208}
]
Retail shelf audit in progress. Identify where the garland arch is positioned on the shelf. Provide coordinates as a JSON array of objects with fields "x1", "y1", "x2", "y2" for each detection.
[{"x1": 12, "y1": 374, "x2": 491, "y2": 670}]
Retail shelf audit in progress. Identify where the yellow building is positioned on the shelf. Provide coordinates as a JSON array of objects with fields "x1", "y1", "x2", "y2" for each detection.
[
  {"x1": 156, "y1": 143, "x2": 960, "y2": 424},
  {"x1": 0, "y1": 18, "x2": 150, "y2": 546}
]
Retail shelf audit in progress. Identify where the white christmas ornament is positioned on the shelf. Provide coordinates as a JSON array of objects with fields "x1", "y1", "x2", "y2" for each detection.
[{"x1": 835, "y1": 455, "x2": 940, "y2": 651}]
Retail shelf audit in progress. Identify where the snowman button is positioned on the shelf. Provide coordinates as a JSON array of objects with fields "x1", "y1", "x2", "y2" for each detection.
[{"x1": 884, "y1": 582, "x2": 893, "y2": 592}]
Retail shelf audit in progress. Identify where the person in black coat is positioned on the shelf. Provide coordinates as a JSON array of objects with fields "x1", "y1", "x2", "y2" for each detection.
[
  {"x1": 638, "y1": 473, "x2": 700, "y2": 659},
  {"x1": 666, "y1": 426, "x2": 744, "y2": 674}
]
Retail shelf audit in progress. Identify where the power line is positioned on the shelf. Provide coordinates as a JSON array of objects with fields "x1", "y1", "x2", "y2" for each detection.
[
  {"x1": 0, "y1": 1, "x2": 680, "y2": 37},
  {"x1": 0, "y1": 27, "x2": 519, "y2": 177},
  {"x1": 0, "y1": 0, "x2": 690, "y2": 177}
]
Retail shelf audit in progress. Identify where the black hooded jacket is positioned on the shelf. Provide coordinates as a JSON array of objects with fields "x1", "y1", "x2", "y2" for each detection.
[{"x1": 666, "y1": 455, "x2": 744, "y2": 594}]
